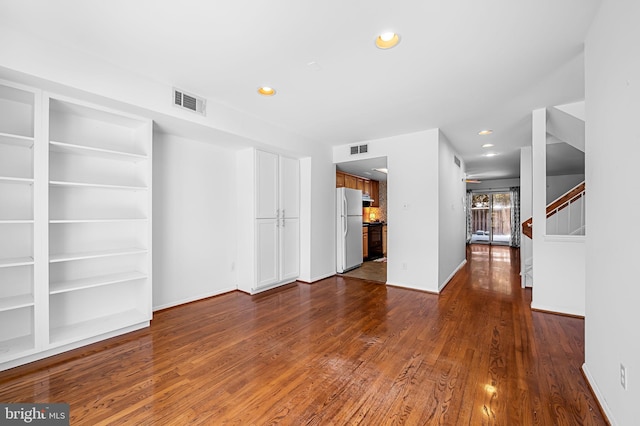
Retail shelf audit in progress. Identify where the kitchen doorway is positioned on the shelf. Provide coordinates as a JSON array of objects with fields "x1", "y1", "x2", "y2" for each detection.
[
  {"x1": 335, "y1": 156, "x2": 388, "y2": 283},
  {"x1": 469, "y1": 192, "x2": 511, "y2": 245}
]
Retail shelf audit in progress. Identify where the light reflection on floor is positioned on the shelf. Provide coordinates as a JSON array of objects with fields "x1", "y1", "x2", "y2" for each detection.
[{"x1": 467, "y1": 244, "x2": 518, "y2": 295}]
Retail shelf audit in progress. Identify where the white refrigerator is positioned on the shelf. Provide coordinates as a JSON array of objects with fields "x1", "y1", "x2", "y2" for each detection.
[{"x1": 336, "y1": 187, "x2": 363, "y2": 273}]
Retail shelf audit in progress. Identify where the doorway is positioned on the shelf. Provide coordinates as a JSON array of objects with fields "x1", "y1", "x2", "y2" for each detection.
[
  {"x1": 335, "y1": 156, "x2": 388, "y2": 283},
  {"x1": 469, "y1": 192, "x2": 511, "y2": 245}
]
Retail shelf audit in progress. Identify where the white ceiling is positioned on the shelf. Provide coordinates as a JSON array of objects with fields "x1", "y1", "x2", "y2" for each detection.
[{"x1": 0, "y1": 0, "x2": 600, "y2": 180}]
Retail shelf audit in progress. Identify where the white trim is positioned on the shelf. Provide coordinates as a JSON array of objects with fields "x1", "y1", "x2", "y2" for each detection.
[
  {"x1": 543, "y1": 235, "x2": 586, "y2": 243},
  {"x1": 530, "y1": 302, "x2": 584, "y2": 317},
  {"x1": 385, "y1": 282, "x2": 439, "y2": 295},
  {"x1": 299, "y1": 271, "x2": 336, "y2": 283},
  {"x1": 582, "y1": 363, "x2": 616, "y2": 425},
  {"x1": 152, "y1": 286, "x2": 237, "y2": 311},
  {"x1": 439, "y1": 259, "x2": 467, "y2": 291}
]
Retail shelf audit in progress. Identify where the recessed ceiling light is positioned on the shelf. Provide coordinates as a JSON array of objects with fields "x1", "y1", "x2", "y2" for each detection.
[
  {"x1": 478, "y1": 129, "x2": 493, "y2": 136},
  {"x1": 375, "y1": 32, "x2": 400, "y2": 49},
  {"x1": 482, "y1": 143, "x2": 494, "y2": 148},
  {"x1": 484, "y1": 152, "x2": 498, "y2": 157},
  {"x1": 373, "y1": 168, "x2": 388, "y2": 174},
  {"x1": 257, "y1": 86, "x2": 276, "y2": 96}
]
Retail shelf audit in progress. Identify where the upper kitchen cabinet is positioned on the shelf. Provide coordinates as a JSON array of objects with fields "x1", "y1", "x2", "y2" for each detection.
[
  {"x1": 335, "y1": 170, "x2": 379, "y2": 206},
  {"x1": 370, "y1": 180, "x2": 380, "y2": 207},
  {"x1": 344, "y1": 174, "x2": 357, "y2": 189},
  {"x1": 237, "y1": 149, "x2": 300, "y2": 294}
]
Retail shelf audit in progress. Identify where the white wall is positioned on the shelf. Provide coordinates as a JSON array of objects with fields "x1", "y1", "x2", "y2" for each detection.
[
  {"x1": 152, "y1": 131, "x2": 238, "y2": 309},
  {"x1": 334, "y1": 129, "x2": 465, "y2": 293},
  {"x1": 531, "y1": 108, "x2": 585, "y2": 316},
  {"x1": 307, "y1": 149, "x2": 339, "y2": 282},
  {"x1": 520, "y1": 147, "x2": 533, "y2": 287},
  {"x1": 438, "y1": 131, "x2": 467, "y2": 289},
  {"x1": 584, "y1": 0, "x2": 640, "y2": 423}
]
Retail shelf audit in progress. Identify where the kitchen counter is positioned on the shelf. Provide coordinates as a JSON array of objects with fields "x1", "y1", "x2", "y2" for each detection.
[{"x1": 363, "y1": 222, "x2": 385, "y2": 227}]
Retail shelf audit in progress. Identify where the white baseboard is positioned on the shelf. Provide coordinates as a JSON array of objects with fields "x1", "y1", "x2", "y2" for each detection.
[
  {"x1": 298, "y1": 271, "x2": 336, "y2": 283},
  {"x1": 153, "y1": 286, "x2": 237, "y2": 311},
  {"x1": 582, "y1": 363, "x2": 615, "y2": 425},
  {"x1": 439, "y1": 259, "x2": 467, "y2": 291},
  {"x1": 385, "y1": 282, "x2": 439, "y2": 295}
]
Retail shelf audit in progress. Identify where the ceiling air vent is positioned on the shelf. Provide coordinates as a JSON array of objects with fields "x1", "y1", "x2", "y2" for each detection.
[
  {"x1": 454, "y1": 155, "x2": 461, "y2": 167},
  {"x1": 173, "y1": 88, "x2": 206, "y2": 115},
  {"x1": 350, "y1": 144, "x2": 369, "y2": 155}
]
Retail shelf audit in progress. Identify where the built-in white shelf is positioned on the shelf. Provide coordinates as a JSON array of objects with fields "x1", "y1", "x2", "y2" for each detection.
[
  {"x1": 0, "y1": 219, "x2": 34, "y2": 224},
  {"x1": 49, "y1": 140, "x2": 147, "y2": 162},
  {"x1": 0, "y1": 176, "x2": 34, "y2": 185},
  {"x1": 50, "y1": 271, "x2": 147, "y2": 295},
  {"x1": 50, "y1": 248, "x2": 148, "y2": 263},
  {"x1": 49, "y1": 309, "x2": 148, "y2": 346},
  {"x1": 49, "y1": 218, "x2": 147, "y2": 224},
  {"x1": 0, "y1": 335, "x2": 34, "y2": 358},
  {"x1": 0, "y1": 132, "x2": 34, "y2": 148},
  {"x1": 0, "y1": 256, "x2": 34, "y2": 268},
  {"x1": 0, "y1": 294, "x2": 34, "y2": 312},
  {"x1": 49, "y1": 180, "x2": 147, "y2": 191}
]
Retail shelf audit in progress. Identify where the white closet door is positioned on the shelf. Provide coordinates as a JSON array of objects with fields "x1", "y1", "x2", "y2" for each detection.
[
  {"x1": 255, "y1": 218, "x2": 278, "y2": 289},
  {"x1": 280, "y1": 156, "x2": 300, "y2": 219},
  {"x1": 280, "y1": 217, "x2": 300, "y2": 282},
  {"x1": 255, "y1": 150, "x2": 278, "y2": 219}
]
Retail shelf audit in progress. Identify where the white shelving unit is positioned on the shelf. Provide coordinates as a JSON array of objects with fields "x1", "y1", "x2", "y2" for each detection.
[
  {"x1": 0, "y1": 81, "x2": 153, "y2": 371},
  {"x1": 46, "y1": 95, "x2": 152, "y2": 348},
  {"x1": 0, "y1": 80, "x2": 38, "y2": 362}
]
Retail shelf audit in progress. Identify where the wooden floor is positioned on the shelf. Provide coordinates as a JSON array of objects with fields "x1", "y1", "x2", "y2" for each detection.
[{"x1": 0, "y1": 245, "x2": 606, "y2": 425}]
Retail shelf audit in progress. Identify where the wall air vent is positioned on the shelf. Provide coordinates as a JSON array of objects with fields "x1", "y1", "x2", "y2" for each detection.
[
  {"x1": 350, "y1": 144, "x2": 369, "y2": 155},
  {"x1": 454, "y1": 155, "x2": 461, "y2": 167},
  {"x1": 173, "y1": 88, "x2": 206, "y2": 115}
]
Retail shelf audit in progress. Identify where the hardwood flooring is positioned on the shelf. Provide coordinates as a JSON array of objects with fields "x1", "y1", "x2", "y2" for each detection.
[{"x1": 0, "y1": 245, "x2": 606, "y2": 425}]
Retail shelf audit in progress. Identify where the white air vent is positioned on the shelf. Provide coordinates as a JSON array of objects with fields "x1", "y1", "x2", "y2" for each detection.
[
  {"x1": 350, "y1": 144, "x2": 369, "y2": 155},
  {"x1": 173, "y1": 88, "x2": 206, "y2": 115}
]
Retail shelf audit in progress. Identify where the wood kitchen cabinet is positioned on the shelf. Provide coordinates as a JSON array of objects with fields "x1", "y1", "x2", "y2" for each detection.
[
  {"x1": 383, "y1": 225, "x2": 387, "y2": 255},
  {"x1": 344, "y1": 174, "x2": 357, "y2": 189},
  {"x1": 363, "y1": 226, "x2": 368, "y2": 260},
  {"x1": 370, "y1": 180, "x2": 379, "y2": 207},
  {"x1": 364, "y1": 180, "x2": 371, "y2": 197},
  {"x1": 336, "y1": 171, "x2": 379, "y2": 205}
]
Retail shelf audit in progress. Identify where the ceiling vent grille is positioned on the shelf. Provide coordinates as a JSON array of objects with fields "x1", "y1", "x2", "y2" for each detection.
[
  {"x1": 350, "y1": 144, "x2": 369, "y2": 155},
  {"x1": 173, "y1": 88, "x2": 206, "y2": 115},
  {"x1": 454, "y1": 155, "x2": 461, "y2": 167}
]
